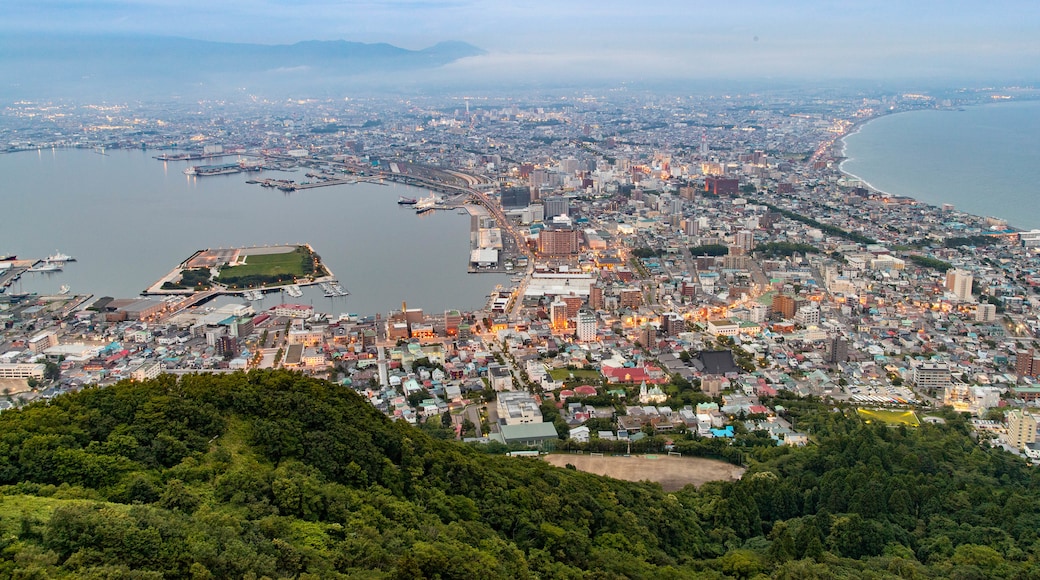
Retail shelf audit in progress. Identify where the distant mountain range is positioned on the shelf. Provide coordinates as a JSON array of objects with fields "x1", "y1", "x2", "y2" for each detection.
[{"x1": 0, "y1": 34, "x2": 486, "y2": 99}]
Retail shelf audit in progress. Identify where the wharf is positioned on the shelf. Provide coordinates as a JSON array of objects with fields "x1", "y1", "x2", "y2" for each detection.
[
  {"x1": 0, "y1": 265, "x2": 28, "y2": 292},
  {"x1": 251, "y1": 174, "x2": 386, "y2": 192}
]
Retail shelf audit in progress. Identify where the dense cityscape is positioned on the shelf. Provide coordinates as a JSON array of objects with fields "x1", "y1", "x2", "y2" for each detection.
[{"x1": 3, "y1": 85, "x2": 1040, "y2": 455}]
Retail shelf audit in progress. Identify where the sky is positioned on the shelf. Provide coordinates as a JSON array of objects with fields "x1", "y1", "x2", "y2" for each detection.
[{"x1": 4, "y1": 0, "x2": 1040, "y2": 81}]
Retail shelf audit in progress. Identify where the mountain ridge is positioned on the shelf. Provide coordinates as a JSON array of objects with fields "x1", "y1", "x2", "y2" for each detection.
[{"x1": 0, "y1": 33, "x2": 486, "y2": 99}]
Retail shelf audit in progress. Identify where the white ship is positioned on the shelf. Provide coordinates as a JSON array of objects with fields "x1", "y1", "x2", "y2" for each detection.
[
  {"x1": 44, "y1": 251, "x2": 75, "y2": 262},
  {"x1": 415, "y1": 194, "x2": 439, "y2": 213},
  {"x1": 29, "y1": 262, "x2": 62, "y2": 272},
  {"x1": 286, "y1": 285, "x2": 303, "y2": 298}
]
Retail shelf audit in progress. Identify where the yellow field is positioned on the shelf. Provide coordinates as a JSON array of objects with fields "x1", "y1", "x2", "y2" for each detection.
[{"x1": 857, "y1": 408, "x2": 920, "y2": 426}]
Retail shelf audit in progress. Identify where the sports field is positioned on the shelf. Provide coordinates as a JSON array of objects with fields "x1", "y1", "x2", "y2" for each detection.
[
  {"x1": 857, "y1": 408, "x2": 921, "y2": 426},
  {"x1": 544, "y1": 454, "x2": 744, "y2": 491}
]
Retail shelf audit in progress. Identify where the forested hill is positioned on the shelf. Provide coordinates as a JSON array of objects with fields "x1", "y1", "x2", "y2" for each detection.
[{"x1": 0, "y1": 371, "x2": 1039, "y2": 578}]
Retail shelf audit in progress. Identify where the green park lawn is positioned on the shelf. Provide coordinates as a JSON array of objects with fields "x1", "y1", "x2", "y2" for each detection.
[
  {"x1": 215, "y1": 247, "x2": 324, "y2": 288},
  {"x1": 857, "y1": 408, "x2": 921, "y2": 427},
  {"x1": 223, "y1": 250, "x2": 307, "y2": 278},
  {"x1": 548, "y1": 368, "x2": 602, "y2": 381}
]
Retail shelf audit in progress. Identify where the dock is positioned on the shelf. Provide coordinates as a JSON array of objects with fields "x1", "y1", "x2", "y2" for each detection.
[{"x1": 250, "y1": 174, "x2": 386, "y2": 192}]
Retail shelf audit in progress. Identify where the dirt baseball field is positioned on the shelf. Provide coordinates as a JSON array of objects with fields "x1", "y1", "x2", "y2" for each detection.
[{"x1": 543, "y1": 454, "x2": 745, "y2": 491}]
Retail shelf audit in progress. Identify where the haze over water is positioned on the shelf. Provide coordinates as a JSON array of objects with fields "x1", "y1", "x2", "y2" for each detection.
[
  {"x1": 841, "y1": 100, "x2": 1040, "y2": 231},
  {"x1": 0, "y1": 149, "x2": 509, "y2": 315}
]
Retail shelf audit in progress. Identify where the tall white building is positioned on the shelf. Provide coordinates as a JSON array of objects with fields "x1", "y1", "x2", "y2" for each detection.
[
  {"x1": 576, "y1": 310, "x2": 597, "y2": 342},
  {"x1": 945, "y1": 269, "x2": 973, "y2": 302}
]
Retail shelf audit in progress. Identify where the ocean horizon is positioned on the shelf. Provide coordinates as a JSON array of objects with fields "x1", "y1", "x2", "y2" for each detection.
[{"x1": 839, "y1": 99, "x2": 1040, "y2": 231}]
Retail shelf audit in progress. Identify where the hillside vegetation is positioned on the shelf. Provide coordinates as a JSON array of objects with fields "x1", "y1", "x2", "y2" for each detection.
[{"x1": 0, "y1": 371, "x2": 1038, "y2": 578}]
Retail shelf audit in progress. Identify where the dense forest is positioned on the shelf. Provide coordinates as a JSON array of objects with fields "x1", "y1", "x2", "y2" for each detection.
[{"x1": 0, "y1": 371, "x2": 1039, "y2": 578}]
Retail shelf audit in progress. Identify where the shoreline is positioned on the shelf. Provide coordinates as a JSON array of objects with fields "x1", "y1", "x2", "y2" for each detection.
[{"x1": 836, "y1": 106, "x2": 1026, "y2": 232}]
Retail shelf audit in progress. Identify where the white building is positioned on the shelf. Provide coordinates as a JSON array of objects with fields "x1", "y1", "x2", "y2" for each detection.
[
  {"x1": 272, "y1": 303, "x2": 314, "y2": 319},
  {"x1": 910, "y1": 360, "x2": 951, "y2": 391},
  {"x1": 706, "y1": 319, "x2": 739, "y2": 337},
  {"x1": 131, "y1": 362, "x2": 162, "y2": 381},
  {"x1": 795, "y1": 305, "x2": 820, "y2": 326},
  {"x1": 0, "y1": 363, "x2": 45, "y2": 379},
  {"x1": 976, "y1": 303, "x2": 997, "y2": 323},
  {"x1": 576, "y1": 310, "x2": 597, "y2": 342},
  {"x1": 28, "y1": 331, "x2": 58, "y2": 355},
  {"x1": 497, "y1": 391, "x2": 543, "y2": 426}
]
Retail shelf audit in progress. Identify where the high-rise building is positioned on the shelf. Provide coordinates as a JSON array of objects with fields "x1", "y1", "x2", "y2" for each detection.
[
  {"x1": 589, "y1": 284, "x2": 604, "y2": 310},
  {"x1": 1007, "y1": 409, "x2": 1038, "y2": 449},
  {"x1": 562, "y1": 295, "x2": 584, "y2": 318},
  {"x1": 216, "y1": 335, "x2": 238, "y2": 358},
  {"x1": 945, "y1": 269, "x2": 974, "y2": 302},
  {"x1": 705, "y1": 177, "x2": 739, "y2": 196},
  {"x1": 530, "y1": 169, "x2": 548, "y2": 188},
  {"x1": 543, "y1": 196, "x2": 570, "y2": 218},
  {"x1": 976, "y1": 302, "x2": 997, "y2": 323},
  {"x1": 550, "y1": 300, "x2": 569, "y2": 330},
  {"x1": 772, "y1": 294, "x2": 797, "y2": 319},
  {"x1": 538, "y1": 228, "x2": 580, "y2": 256},
  {"x1": 500, "y1": 186, "x2": 531, "y2": 209},
  {"x1": 684, "y1": 219, "x2": 700, "y2": 237},
  {"x1": 827, "y1": 336, "x2": 849, "y2": 364},
  {"x1": 661, "y1": 312, "x2": 684, "y2": 336},
  {"x1": 619, "y1": 288, "x2": 642, "y2": 309},
  {"x1": 576, "y1": 310, "x2": 597, "y2": 342},
  {"x1": 1016, "y1": 349, "x2": 1036, "y2": 377},
  {"x1": 735, "y1": 230, "x2": 754, "y2": 251},
  {"x1": 639, "y1": 324, "x2": 657, "y2": 349}
]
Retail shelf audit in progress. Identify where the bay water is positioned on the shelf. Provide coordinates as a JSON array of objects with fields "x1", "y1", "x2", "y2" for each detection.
[
  {"x1": 0, "y1": 149, "x2": 509, "y2": 315},
  {"x1": 841, "y1": 99, "x2": 1040, "y2": 230}
]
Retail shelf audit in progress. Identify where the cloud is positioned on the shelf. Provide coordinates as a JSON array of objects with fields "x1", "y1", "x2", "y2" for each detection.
[{"x1": 2, "y1": 0, "x2": 1038, "y2": 80}]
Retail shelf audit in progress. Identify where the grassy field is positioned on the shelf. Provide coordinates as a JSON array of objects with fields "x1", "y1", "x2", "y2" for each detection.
[
  {"x1": 857, "y1": 408, "x2": 921, "y2": 426},
  {"x1": 549, "y1": 368, "x2": 602, "y2": 381},
  {"x1": 215, "y1": 247, "x2": 312, "y2": 286},
  {"x1": 223, "y1": 249, "x2": 308, "y2": 278}
]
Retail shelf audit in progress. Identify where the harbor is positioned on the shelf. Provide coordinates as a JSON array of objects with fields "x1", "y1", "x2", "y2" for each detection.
[
  {"x1": 1, "y1": 148, "x2": 511, "y2": 315},
  {"x1": 1, "y1": 251, "x2": 77, "y2": 293}
]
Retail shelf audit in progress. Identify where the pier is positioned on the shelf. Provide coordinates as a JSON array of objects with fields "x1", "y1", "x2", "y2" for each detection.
[{"x1": 257, "y1": 174, "x2": 387, "y2": 192}]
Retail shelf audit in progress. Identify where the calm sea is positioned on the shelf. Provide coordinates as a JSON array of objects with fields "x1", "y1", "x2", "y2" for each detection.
[
  {"x1": 0, "y1": 149, "x2": 509, "y2": 315},
  {"x1": 841, "y1": 99, "x2": 1040, "y2": 230}
]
